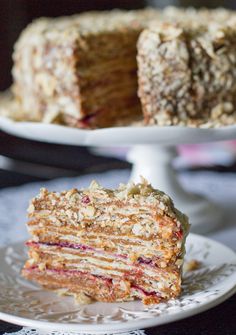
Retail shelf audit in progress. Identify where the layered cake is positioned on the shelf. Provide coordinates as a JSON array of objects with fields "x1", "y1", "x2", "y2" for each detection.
[
  {"x1": 1, "y1": 7, "x2": 236, "y2": 128},
  {"x1": 22, "y1": 179, "x2": 189, "y2": 305},
  {"x1": 137, "y1": 18, "x2": 236, "y2": 127},
  {"x1": 12, "y1": 9, "x2": 160, "y2": 128}
]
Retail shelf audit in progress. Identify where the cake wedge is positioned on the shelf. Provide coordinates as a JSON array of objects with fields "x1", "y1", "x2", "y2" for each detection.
[{"x1": 22, "y1": 179, "x2": 189, "y2": 305}]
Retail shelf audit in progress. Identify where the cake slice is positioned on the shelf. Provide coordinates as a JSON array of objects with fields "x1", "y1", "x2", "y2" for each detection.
[
  {"x1": 22, "y1": 179, "x2": 189, "y2": 305},
  {"x1": 137, "y1": 18, "x2": 236, "y2": 128},
  {"x1": 12, "y1": 9, "x2": 160, "y2": 129}
]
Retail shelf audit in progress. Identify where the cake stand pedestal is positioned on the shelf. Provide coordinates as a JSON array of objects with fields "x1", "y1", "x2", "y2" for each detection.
[{"x1": 1, "y1": 116, "x2": 236, "y2": 233}]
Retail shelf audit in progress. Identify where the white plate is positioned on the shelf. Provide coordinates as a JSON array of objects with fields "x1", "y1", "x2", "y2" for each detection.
[
  {"x1": 0, "y1": 233, "x2": 235, "y2": 334},
  {"x1": 0, "y1": 116, "x2": 236, "y2": 146}
]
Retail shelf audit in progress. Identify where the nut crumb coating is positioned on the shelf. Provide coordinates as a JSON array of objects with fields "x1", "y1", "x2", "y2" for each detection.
[
  {"x1": 137, "y1": 18, "x2": 236, "y2": 128},
  {"x1": 28, "y1": 178, "x2": 189, "y2": 233}
]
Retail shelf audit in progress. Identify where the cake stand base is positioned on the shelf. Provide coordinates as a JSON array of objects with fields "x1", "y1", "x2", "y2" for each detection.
[{"x1": 127, "y1": 145, "x2": 223, "y2": 234}]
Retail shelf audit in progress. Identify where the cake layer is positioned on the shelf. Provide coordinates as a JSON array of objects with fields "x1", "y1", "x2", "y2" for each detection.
[
  {"x1": 23, "y1": 267, "x2": 167, "y2": 304},
  {"x1": 27, "y1": 225, "x2": 184, "y2": 266},
  {"x1": 28, "y1": 213, "x2": 183, "y2": 242},
  {"x1": 26, "y1": 241, "x2": 182, "y2": 280}
]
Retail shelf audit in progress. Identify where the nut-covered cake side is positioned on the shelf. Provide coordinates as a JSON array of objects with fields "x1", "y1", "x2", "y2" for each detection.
[
  {"x1": 137, "y1": 20, "x2": 236, "y2": 128},
  {"x1": 22, "y1": 179, "x2": 189, "y2": 305},
  {"x1": 12, "y1": 9, "x2": 160, "y2": 129}
]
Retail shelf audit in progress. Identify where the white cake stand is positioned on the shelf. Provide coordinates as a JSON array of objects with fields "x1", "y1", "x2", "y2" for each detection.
[{"x1": 1, "y1": 115, "x2": 236, "y2": 234}]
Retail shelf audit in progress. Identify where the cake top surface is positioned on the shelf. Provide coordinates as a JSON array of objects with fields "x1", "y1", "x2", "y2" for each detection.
[
  {"x1": 18, "y1": 8, "x2": 160, "y2": 43},
  {"x1": 147, "y1": 18, "x2": 236, "y2": 40},
  {"x1": 18, "y1": 6, "x2": 236, "y2": 39},
  {"x1": 144, "y1": 6, "x2": 236, "y2": 41}
]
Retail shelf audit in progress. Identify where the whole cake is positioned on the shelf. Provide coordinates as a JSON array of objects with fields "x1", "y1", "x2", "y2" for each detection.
[
  {"x1": 1, "y1": 7, "x2": 236, "y2": 128},
  {"x1": 22, "y1": 179, "x2": 189, "y2": 305}
]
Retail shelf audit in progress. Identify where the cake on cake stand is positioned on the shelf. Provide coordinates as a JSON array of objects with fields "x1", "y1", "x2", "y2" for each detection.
[{"x1": 1, "y1": 115, "x2": 236, "y2": 234}]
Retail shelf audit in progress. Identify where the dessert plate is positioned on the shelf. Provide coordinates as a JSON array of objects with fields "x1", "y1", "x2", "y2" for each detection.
[{"x1": 0, "y1": 233, "x2": 235, "y2": 334}]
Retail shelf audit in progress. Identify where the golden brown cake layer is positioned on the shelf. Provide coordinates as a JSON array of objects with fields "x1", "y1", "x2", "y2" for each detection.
[
  {"x1": 23, "y1": 267, "x2": 169, "y2": 305},
  {"x1": 25, "y1": 241, "x2": 181, "y2": 279},
  {"x1": 27, "y1": 226, "x2": 183, "y2": 266},
  {"x1": 23, "y1": 179, "x2": 189, "y2": 305}
]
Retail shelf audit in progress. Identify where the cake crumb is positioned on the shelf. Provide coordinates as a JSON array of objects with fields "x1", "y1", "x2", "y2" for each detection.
[
  {"x1": 75, "y1": 292, "x2": 93, "y2": 305},
  {"x1": 183, "y1": 259, "x2": 201, "y2": 272}
]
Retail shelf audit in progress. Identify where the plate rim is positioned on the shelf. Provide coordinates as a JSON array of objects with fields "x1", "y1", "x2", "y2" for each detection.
[
  {"x1": 0, "y1": 233, "x2": 236, "y2": 334},
  {"x1": 0, "y1": 287, "x2": 236, "y2": 334}
]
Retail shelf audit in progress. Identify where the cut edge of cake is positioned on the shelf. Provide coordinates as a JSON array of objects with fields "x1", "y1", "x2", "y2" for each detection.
[{"x1": 22, "y1": 177, "x2": 190, "y2": 305}]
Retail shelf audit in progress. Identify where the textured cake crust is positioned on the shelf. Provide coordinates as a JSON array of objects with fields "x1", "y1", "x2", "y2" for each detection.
[
  {"x1": 137, "y1": 15, "x2": 236, "y2": 127},
  {"x1": 23, "y1": 179, "x2": 189, "y2": 305}
]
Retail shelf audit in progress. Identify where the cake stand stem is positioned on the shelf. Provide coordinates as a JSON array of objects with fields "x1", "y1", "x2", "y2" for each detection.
[{"x1": 127, "y1": 145, "x2": 223, "y2": 234}]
